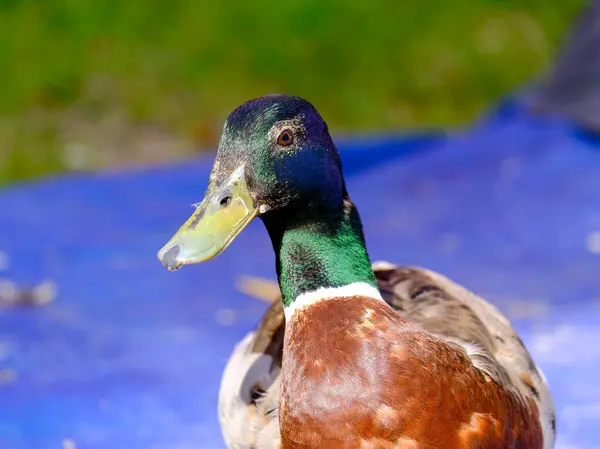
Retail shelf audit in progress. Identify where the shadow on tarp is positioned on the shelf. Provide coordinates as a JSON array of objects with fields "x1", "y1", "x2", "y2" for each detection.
[{"x1": 0, "y1": 99, "x2": 598, "y2": 449}]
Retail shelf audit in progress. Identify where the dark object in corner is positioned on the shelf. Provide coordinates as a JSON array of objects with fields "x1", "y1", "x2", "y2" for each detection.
[{"x1": 523, "y1": 1, "x2": 600, "y2": 135}]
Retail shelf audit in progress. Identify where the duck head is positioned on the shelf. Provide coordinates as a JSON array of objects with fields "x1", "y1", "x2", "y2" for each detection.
[{"x1": 157, "y1": 94, "x2": 345, "y2": 270}]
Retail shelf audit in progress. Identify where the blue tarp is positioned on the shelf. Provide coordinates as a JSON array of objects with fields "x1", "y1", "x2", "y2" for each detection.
[{"x1": 0, "y1": 99, "x2": 598, "y2": 448}]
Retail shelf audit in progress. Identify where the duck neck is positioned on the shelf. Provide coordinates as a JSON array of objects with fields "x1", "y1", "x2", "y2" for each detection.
[{"x1": 261, "y1": 195, "x2": 381, "y2": 318}]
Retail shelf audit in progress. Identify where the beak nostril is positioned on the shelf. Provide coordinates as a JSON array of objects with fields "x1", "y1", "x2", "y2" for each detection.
[{"x1": 220, "y1": 196, "x2": 232, "y2": 207}]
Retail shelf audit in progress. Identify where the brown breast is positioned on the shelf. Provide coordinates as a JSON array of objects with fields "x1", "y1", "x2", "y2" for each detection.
[{"x1": 279, "y1": 296, "x2": 543, "y2": 449}]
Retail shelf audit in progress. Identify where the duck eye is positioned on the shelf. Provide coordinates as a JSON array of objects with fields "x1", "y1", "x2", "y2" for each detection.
[{"x1": 277, "y1": 129, "x2": 294, "y2": 146}]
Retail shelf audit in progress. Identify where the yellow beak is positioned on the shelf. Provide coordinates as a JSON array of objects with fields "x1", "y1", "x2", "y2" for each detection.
[{"x1": 157, "y1": 165, "x2": 259, "y2": 271}]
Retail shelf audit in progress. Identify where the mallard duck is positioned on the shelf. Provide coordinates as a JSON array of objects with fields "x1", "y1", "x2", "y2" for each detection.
[{"x1": 157, "y1": 95, "x2": 555, "y2": 448}]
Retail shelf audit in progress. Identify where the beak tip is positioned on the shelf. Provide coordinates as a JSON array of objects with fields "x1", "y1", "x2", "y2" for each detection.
[{"x1": 157, "y1": 244, "x2": 183, "y2": 271}]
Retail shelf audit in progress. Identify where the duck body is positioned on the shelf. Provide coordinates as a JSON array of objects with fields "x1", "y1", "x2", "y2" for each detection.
[
  {"x1": 224, "y1": 264, "x2": 554, "y2": 449},
  {"x1": 157, "y1": 95, "x2": 555, "y2": 448}
]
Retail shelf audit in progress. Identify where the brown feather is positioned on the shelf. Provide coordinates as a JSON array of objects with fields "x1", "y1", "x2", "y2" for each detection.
[
  {"x1": 221, "y1": 265, "x2": 554, "y2": 449},
  {"x1": 252, "y1": 298, "x2": 285, "y2": 372},
  {"x1": 280, "y1": 297, "x2": 543, "y2": 448}
]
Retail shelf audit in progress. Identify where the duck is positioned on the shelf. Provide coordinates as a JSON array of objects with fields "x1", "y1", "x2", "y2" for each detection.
[{"x1": 157, "y1": 95, "x2": 556, "y2": 448}]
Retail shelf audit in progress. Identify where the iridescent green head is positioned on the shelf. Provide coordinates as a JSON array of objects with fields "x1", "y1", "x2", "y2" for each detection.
[{"x1": 157, "y1": 94, "x2": 347, "y2": 270}]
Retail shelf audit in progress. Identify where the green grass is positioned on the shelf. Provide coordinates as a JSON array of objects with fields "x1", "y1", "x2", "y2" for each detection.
[{"x1": 0, "y1": 0, "x2": 585, "y2": 184}]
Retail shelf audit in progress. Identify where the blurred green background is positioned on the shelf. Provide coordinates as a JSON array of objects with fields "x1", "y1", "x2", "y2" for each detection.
[{"x1": 0, "y1": 0, "x2": 585, "y2": 184}]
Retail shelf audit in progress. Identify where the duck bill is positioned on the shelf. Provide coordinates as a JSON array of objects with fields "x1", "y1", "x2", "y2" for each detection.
[{"x1": 157, "y1": 165, "x2": 258, "y2": 271}]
